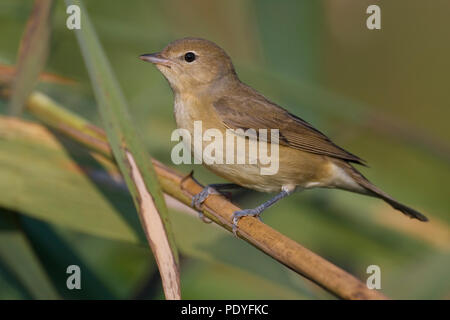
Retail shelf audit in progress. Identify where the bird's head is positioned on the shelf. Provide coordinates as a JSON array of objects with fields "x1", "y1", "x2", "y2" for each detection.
[{"x1": 140, "y1": 38, "x2": 236, "y2": 93}]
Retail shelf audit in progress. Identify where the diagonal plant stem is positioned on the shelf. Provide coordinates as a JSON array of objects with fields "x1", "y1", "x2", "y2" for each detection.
[
  {"x1": 9, "y1": 0, "x2": 53, "y2": 116},
  {"x1": 2, "y1": 88, "x2": 388, "y2": 300},
  {"x1": 65, "y1": 0, "x2": 180, "y2": 299}
]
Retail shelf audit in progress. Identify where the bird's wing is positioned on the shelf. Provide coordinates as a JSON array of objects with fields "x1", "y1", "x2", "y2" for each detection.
[{"x1": 213, "y1": 94, "x2": 366, "y2": 165}]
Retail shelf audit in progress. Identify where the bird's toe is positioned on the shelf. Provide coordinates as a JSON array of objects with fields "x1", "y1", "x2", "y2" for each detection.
[{"x1": 231, "y1": 208, "x2": 262, "y2": 236}]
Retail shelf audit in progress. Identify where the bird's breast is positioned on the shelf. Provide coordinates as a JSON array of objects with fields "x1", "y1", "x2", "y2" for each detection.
[
  {"x1": 173, "y1": 95, "x2": 193, "y2": 131},
  {"x1": 174, "y1": 93, "x2": 226, "y2": 134}
]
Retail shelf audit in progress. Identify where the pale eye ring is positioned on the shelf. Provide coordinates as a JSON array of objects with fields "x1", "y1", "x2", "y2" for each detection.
[{"x1": 184, "y1": 52, "x2": 196, "y2": 63}]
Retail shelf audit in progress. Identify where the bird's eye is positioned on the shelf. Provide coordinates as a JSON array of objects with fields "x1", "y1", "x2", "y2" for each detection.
[{"x1": 184, "y1": 52, "x2": 196, "y2": 63}]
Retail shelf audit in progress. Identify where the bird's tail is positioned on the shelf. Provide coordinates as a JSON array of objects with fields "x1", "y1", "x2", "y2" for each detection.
[
  {"x1": 345, "y1": 165, "x2": 429, "y2": 222},
  {"x1": 363, "y1": 182, "x2": 428, "y2": 221}
]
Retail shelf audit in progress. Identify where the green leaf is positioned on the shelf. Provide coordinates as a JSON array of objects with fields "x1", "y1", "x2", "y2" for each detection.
[{"x1": 65, "y1": 0, "x2": 180, "y2": 299}]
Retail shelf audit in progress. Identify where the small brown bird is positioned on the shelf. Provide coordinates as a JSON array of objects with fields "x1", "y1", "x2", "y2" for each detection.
[{"x1": 140, "y1": 37, "x2": 428, "y2": 233}]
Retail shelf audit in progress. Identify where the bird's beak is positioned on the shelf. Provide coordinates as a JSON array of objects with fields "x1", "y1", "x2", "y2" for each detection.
[{"x1": 139, "y1": 53, "x2": 171, "y2": 67}]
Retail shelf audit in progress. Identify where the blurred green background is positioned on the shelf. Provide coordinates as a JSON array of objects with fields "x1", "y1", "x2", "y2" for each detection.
[{"x1": 0, "y1": 0, "x2": 449, "y2": 299}]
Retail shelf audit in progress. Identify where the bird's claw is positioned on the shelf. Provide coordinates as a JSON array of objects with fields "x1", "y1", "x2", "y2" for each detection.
[
  {"x1": 231, "y1": 208, "x2": 262, "y2": 236},
  {"x1": 197, "y1": 211, "x2": 213, "y2": 224}
]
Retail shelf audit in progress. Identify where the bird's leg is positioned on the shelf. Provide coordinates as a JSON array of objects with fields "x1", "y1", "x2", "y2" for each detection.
[
  {"x1": 232, "y1": 187, "x2": 293, "y2": 236},
  {"x1": 192, "y1": 183, "x2": 242, "y2": 222}
]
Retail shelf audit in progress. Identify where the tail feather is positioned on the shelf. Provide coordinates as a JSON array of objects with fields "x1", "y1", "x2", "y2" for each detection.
[
  {"x1": 382, "y1": 196, "x2": 429, "y2": 222},
  {"x1": 345, "y1": 164, "x2": 429, "y2": 222},
  {"x1": 365, "y1": 183, "x2": 428, "y2": 221}
]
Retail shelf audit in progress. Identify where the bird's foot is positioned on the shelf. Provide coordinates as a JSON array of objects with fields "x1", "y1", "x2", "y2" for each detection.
[
  {"x1": 192, "y1": 186, "x2": 220, "y2": 209},
  {"x1": 232, "y1": 208, "x2": 262, "y2": 236},
  {"x1": 192, "y1": 183, "x2": 240, "y2": 224},
  {"x1": 191, "y1": 186, "x2": 221, "y2": 223}
]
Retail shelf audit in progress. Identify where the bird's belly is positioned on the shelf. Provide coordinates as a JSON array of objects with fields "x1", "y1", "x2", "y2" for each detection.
[{"x1": 203, "y1": 144, "x2": 335, "y2": 193}]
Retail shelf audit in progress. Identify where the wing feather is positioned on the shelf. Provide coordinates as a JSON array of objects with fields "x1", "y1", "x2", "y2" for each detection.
[{"x1": 213, "y1": 94, "x2": 365, "y2": 165}]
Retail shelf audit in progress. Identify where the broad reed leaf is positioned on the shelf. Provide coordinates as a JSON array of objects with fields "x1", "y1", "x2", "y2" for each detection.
[{"x1": 65, "y1": 0, "x2": 180, "y2": 299}]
